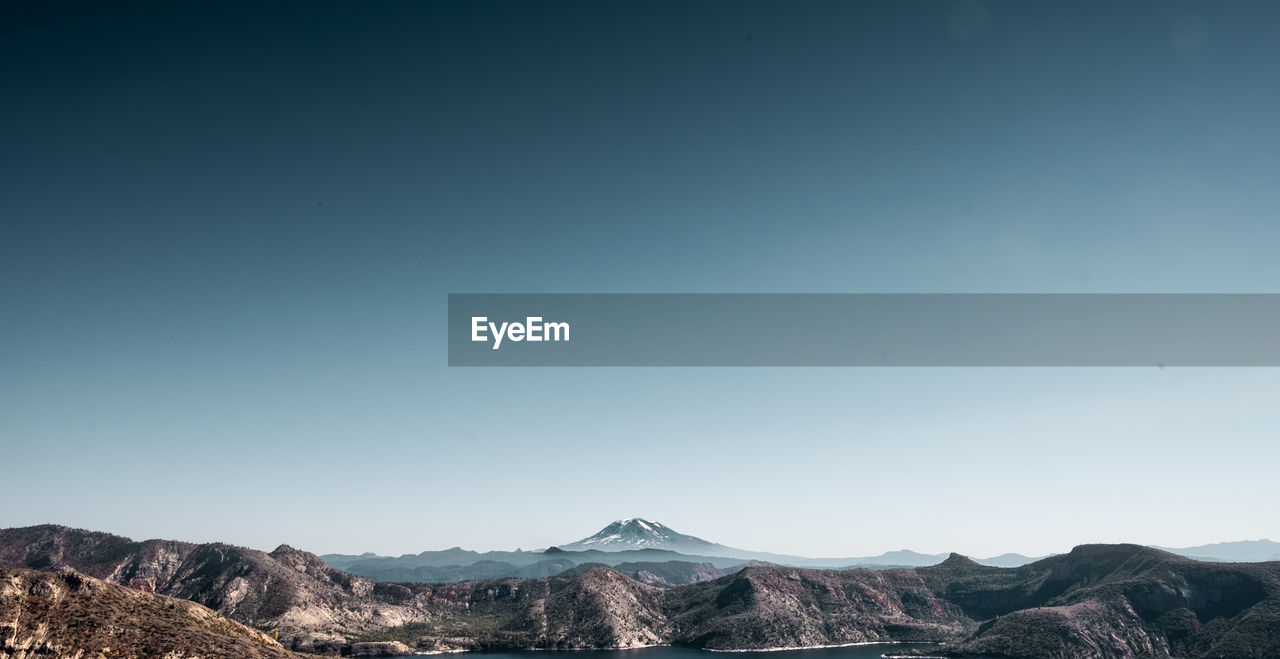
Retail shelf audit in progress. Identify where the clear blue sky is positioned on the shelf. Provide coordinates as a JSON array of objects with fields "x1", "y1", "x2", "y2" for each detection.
[{"x1": 3, "y1": 1, "x2": 1279, "y2": 557}]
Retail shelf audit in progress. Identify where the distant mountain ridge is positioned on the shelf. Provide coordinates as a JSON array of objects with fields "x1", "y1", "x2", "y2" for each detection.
[
  {"x1": 1156, "y1": 538, "x2": 1280, "y2": 563},
  {"x1": 556, "y1": 518, "x2": 1053, "y2": 567},
  {"x1": 327, "y1": 519, "x2": 1049, "y2": 580},
  {"x1": 554, "y1": 519, "x2": 1280, "y2": 567},
  {"x1": 322, "y1": 519, "x2": 1280, "y2": 584},
  {"x1": 323, "y1": 544, "x2": 746, "y2": 585}
]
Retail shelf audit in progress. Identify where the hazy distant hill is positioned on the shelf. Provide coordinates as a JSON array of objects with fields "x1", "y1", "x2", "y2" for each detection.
[
  {"x1": 556, "y1": 519, "x2": 1047, "y2": 568},
  {"x1": 556, "y1": 560, "x2": 732, "y2": 587},
  {"x1": 322, "y1": 547, "x2": 550, "y2": 572},
  {"x1": 1158, "y1": 539, "x2": 1280, "y2": 563},
  {"x1": 324, "y1": 520, "x2": 1280, "y2": 587},
  {"x1": 336, "y1": 557, "x2": 581, "y2": 583},
  {"x1": 324, "y1": 545, "x2": 749, "y2": 584},
  {"x1": 323, "y1": 519, "x2": 1045, "y2": 580}
]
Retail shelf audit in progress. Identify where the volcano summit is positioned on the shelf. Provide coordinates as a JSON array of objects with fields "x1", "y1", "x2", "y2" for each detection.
[{"x1": 558, "y1": 518, "x2": 730, "y2": 555}]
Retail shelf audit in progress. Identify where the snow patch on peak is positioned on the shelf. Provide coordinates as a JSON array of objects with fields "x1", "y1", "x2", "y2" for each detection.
[{"x1": 561, "y1": 518, "x2": 719, "y2": 554}]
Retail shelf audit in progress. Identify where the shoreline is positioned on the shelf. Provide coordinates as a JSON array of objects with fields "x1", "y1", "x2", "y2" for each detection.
[
  {"x1": 705, "y1": 641, "x2": 943, "y2": 653},
  {"x1": 399, "y1": 641, "x2": 943, "y2": 656},
  {"x1": 529, "y1": 644, "x2": 673, "y2": 652}
]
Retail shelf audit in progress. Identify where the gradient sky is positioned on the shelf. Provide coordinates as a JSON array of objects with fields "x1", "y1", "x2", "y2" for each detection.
[{"x1": 3, "y1": 1, "x2": 1280, "y2": 559}]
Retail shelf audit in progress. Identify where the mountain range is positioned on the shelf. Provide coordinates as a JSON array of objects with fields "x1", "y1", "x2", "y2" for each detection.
[
  {"x1": 321, "y1": 518, "x2": 1280, "y2": 585},
  {"x1": 1155, "y1": 539, "x2": 1280, "y2": 563},
  {"x1": 555, "y1": 518, "x2": 1042, "y2": 567},
  {"x1": 3, "y1": 523, "x2": 1280, "y2": 658}
]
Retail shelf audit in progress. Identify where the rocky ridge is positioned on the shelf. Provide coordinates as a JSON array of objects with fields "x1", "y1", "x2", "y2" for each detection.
[
  {"x1": 3, "y1": 526, "x2": 1279, "y2": 658},
  {"x1": 1, "y1": 566, "x2": 298, "y2": 659}
]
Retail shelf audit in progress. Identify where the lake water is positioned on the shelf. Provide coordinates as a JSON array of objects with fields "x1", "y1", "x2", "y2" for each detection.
[{"x1": 414, "y1": 645, "x2": 947, "y2": 659}]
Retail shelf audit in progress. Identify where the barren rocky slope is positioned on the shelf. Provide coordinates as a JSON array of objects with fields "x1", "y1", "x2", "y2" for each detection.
[
  {"x1": 918, "y1": 545, "x2": 1280, "y2": 657},
  {"x1": 1, "y1": 567, "x2": 298, "y2": 659},
  {"x1": 662, "y1": 563, "x2": 972, "y2": 648},
  {"x1": 0, "y1": 525, "x2": 435, "y2": 653}
]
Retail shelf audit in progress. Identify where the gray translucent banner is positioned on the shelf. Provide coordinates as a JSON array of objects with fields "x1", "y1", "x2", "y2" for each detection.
[{"x1": 447, "y1": 294, "x2": 1280, "y2": 366}]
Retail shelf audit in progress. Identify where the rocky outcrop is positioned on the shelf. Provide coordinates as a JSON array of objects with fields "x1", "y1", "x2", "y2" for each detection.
[
  {"x1": 958, "y1": 597, "x2": 1165, "y2": 658},
  {"x1": 0, "y1": 525, "x2": 434, "y2": 652},
  {"x1": 920, "y1": 544, "x2": 1280, "y2": 658},
  {"x1": 663, "y1": 564, "x2": 970, "y2": 649},
  {"x1": 349, "y1": 641, "x2": 414, "y2": 656},
  {"x1": 0, "y1": 567, "x2": 299, "y2": 659}
]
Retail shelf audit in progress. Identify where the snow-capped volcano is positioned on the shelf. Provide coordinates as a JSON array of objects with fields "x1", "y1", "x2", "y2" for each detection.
[
  {"x1": 555, "y1": 519, "x2": 1042, "y2": 567},
  {"x1": 559, "y1": 518, "x2": 725, "y2": 554}
]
